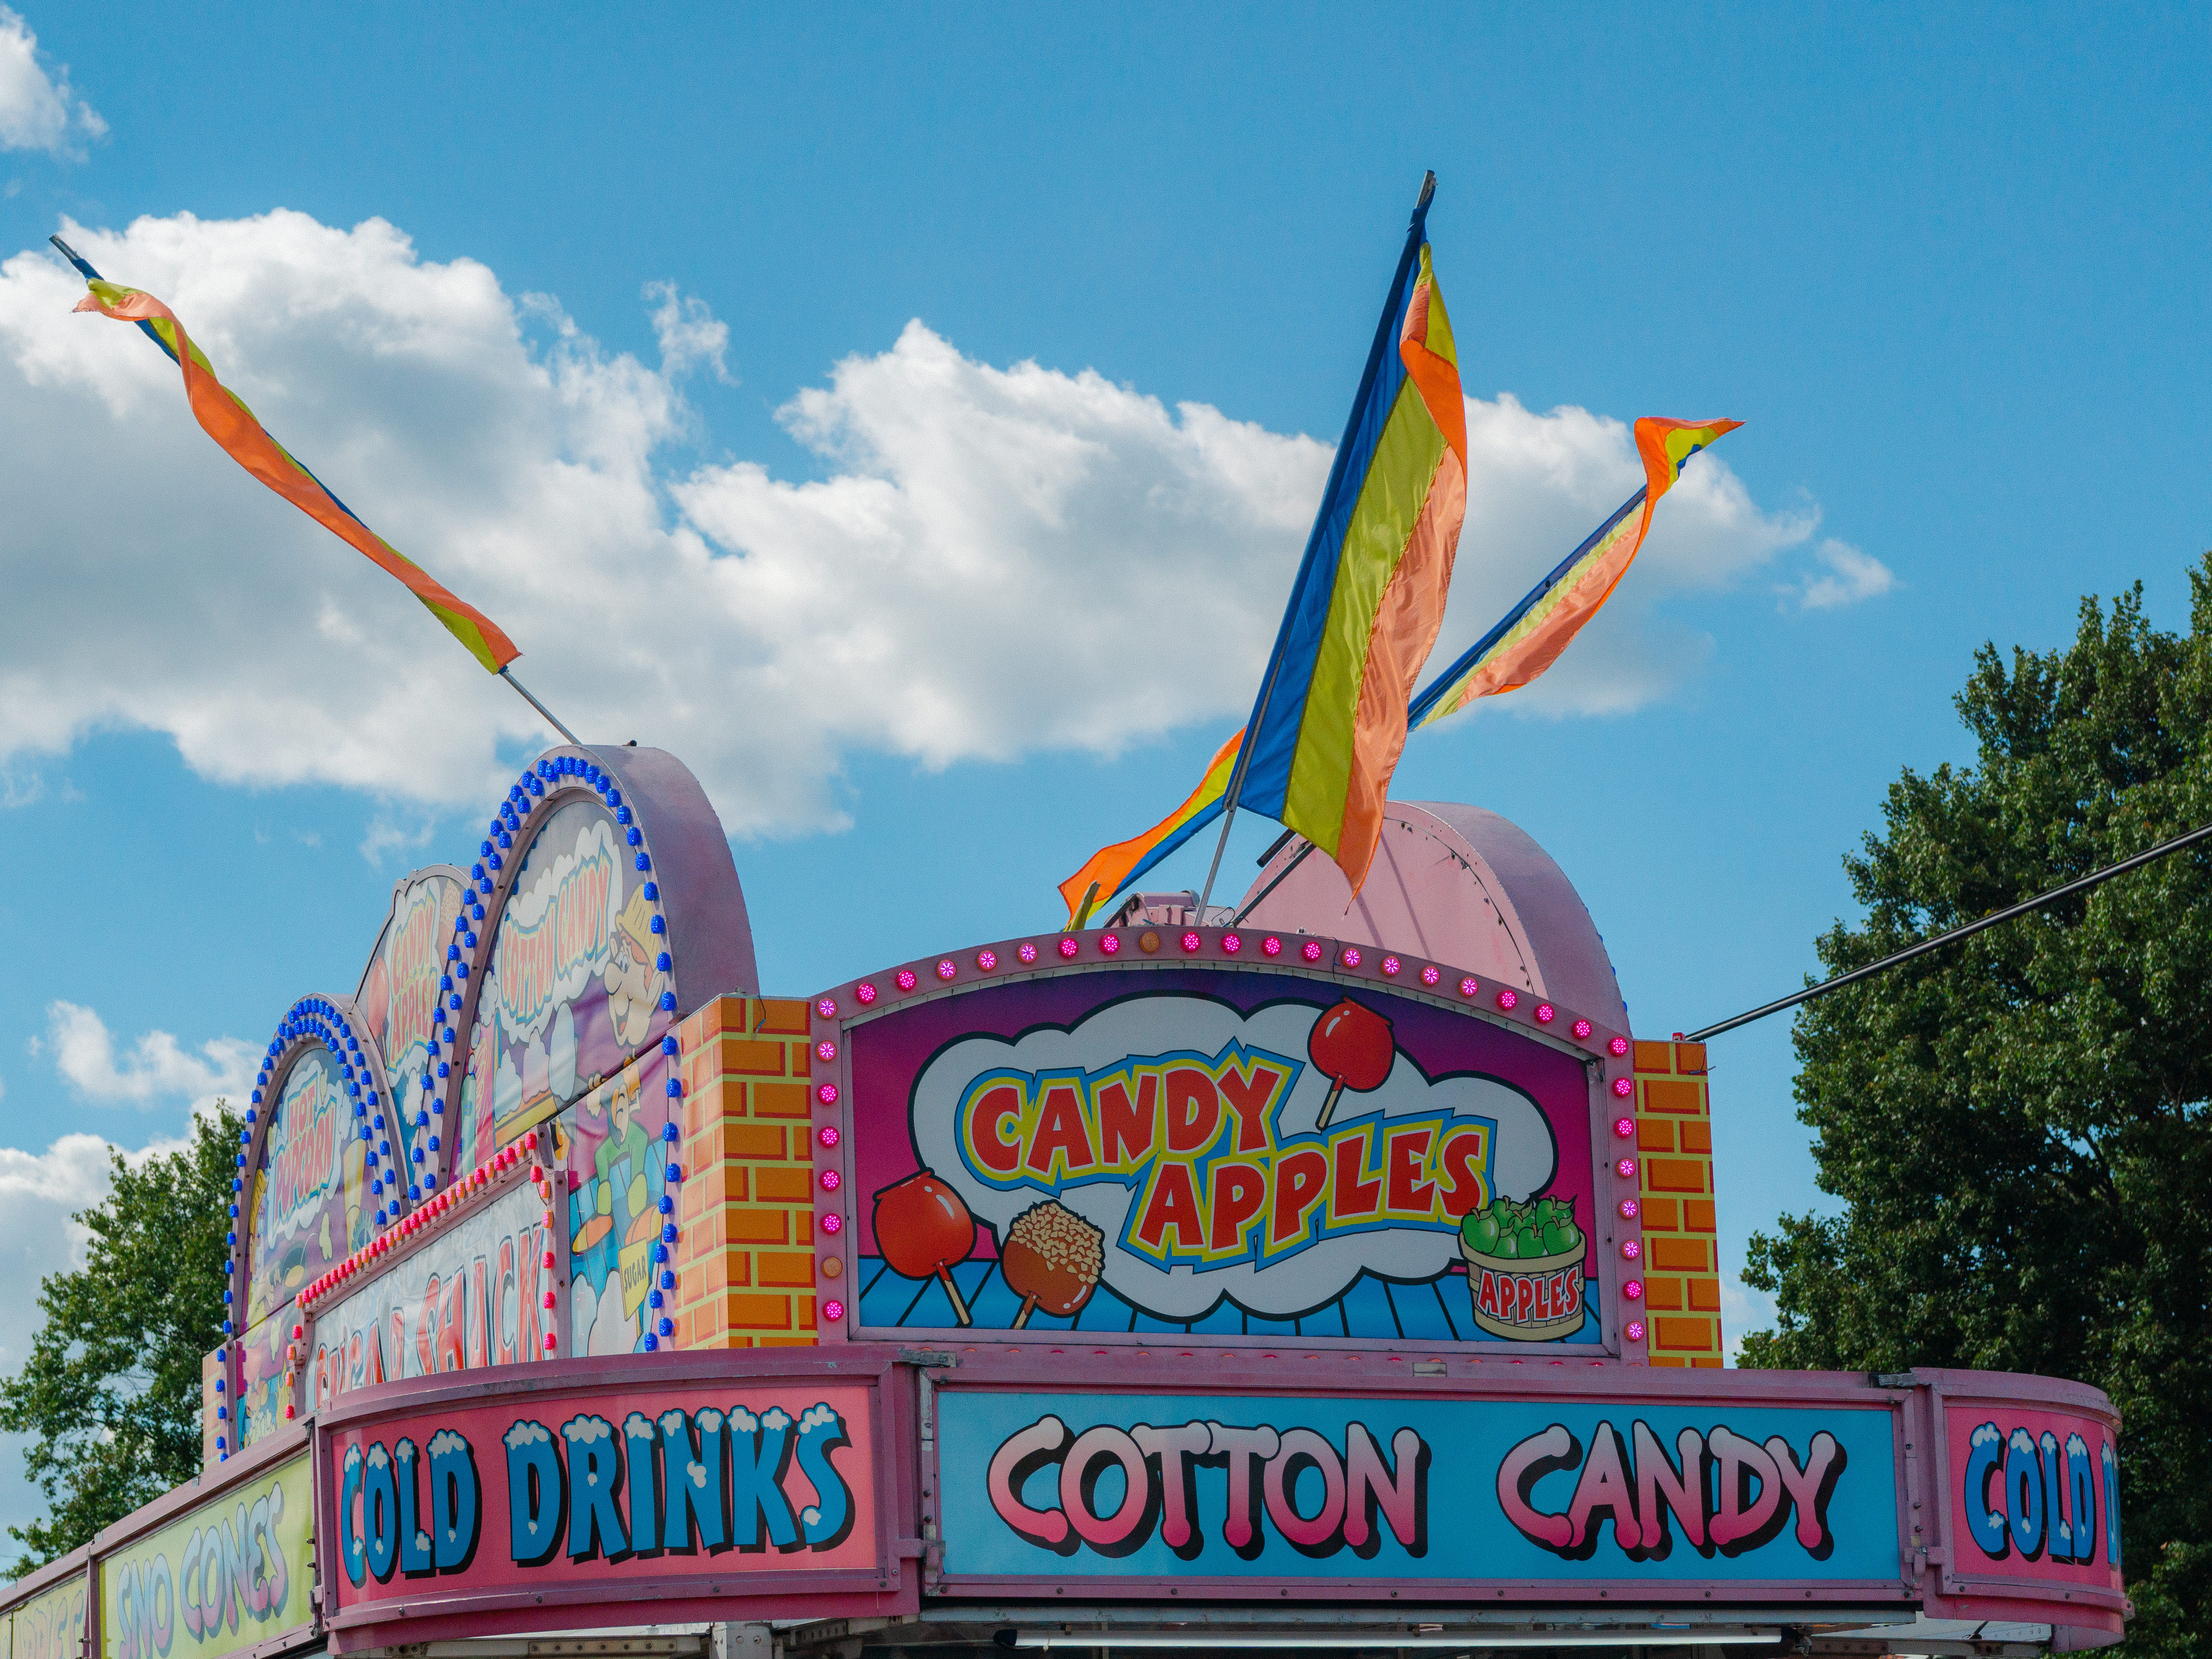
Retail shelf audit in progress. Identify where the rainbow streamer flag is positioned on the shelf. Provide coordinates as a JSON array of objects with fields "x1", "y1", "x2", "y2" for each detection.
[
  {"x1": 1232, "y1": 234, "x2": 1467, "y2": 897},
  {"x1": 1056, "y1": 418, "x2": 1740, "y2": 921},
  {"x1": 1057, "y1": 729, "x2": 1243, "y2": 927},
  {"x1": 1408, "y1": 416, "x2": 1739, "y2": 727},
  {"x1": 70, "y1": 277, "x2": 520, "y2": 673}
]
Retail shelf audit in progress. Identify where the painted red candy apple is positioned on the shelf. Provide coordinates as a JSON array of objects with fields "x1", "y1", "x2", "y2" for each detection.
[
  {"x1": 1308, "y1": 997, "x2": 1395, "y2": 1129},
  {"x1": 872, "y1": 1170, "x2": 977, "y2": 1326}
]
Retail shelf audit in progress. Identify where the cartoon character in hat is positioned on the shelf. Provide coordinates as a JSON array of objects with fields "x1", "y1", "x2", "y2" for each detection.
[{"x1": 602, "y1": 883, "x2": 666, "y2": 1048}]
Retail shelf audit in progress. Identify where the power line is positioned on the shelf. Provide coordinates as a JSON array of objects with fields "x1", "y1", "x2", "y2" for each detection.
[{"x1": 1683, "y1": 815, "x2": 2212, "y2": 1042}]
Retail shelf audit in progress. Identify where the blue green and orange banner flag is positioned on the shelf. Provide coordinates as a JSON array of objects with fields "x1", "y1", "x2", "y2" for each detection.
[
  {"x1": 1056, "y1": 412, "x2": 1742, "y2": 922},
  {"x1": 1407, "y1": 415, "x2": 1739, "y2": 727},
  {"x1": 1057, "y1": 727, "x2": 1243, "y2": 927},
  {"x1": 67, "y1": 275, "x2": 520, "y2": 673},
  {"x1": 1228, "y1": 227, "x2": 1468, "y2": 897}
]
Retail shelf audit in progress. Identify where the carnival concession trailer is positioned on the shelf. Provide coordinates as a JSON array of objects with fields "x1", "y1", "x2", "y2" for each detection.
[{"x1": 0, "y1": 749, "x2": 2129, "y2": 1659}]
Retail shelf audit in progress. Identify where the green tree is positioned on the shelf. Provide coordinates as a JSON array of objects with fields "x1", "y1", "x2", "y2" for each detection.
[
  {"x1": 1742, "y1": 569, "x2": 2212, "y2": 1654},
  {"x1": 0, "y1": 1104, "x2": 238, "y2": 1577}
]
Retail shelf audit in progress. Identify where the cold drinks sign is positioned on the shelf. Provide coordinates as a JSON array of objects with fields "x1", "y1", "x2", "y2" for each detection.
[{"x1": 323, "y1": 1371, "x2": 888, "y2": 1631}]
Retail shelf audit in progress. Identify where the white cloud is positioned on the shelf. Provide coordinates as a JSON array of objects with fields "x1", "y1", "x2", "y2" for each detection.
[
  {"x1": 38, "y1": 1000, "x2": 256, "y2": 1114},
  {"x1": 1721, "y1": 1272, "x2": 1778, "y2": 1367},
  {"x1": 0, "y1": 208, "x2": 1833, "y2": 841},
  {"x1": 1786, "y1": 537, "x2": 1897, "y2": 612},
  {"x1": 359, "y1": 810, "x2": 437, "y2": 868},
  {"x1": 0, "y1": 7, "x2": 103, "y2": 158},
  {"x1": 645, "y1": 280, "x2": 731, "y2": 384}
]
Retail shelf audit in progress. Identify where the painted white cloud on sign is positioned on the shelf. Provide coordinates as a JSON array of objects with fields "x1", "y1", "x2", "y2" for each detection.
[{"x1": 905, "y1": 992, "x2": 1557, "y2": 1322}]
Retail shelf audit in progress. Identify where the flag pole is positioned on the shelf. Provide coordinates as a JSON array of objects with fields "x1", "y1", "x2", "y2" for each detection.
[
  {"x1": 51, "y1": 233, "x2": 590, "y2": 752},
  {"x1": 500, "y1": 667, "x2": 584, "y2": 748},
  {"x1": 1195, "y1": 170, "x2": 1437, "y2": 918}
]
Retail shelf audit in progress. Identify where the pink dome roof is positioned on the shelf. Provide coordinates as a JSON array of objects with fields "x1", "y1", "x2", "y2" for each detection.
[{"x1": 1233, "y1": 800, "x2": 1628, "y2": 1034}]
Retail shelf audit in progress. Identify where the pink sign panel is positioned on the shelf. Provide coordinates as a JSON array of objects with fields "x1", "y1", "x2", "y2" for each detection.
[
  {"x1": 847, "y1": 968, "x2": 1599, "y2": 1345},
  {"x1": 327, "y1": 1379, "x2": 878, "y2": 1617},
  {"x1": 1944, "y1": 1400, "x2": 2122, "y2": 1602}
]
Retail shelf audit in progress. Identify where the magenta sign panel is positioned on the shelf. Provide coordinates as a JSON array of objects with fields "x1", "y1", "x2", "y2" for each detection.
[
  {"x1": 326, "y1": 1378, "x2": 880, "y2": 1620},
  {"x1": 847, "y1": 970, "x2": 1601, "y2": 1345},
  {"x1": 1944, "y1": 1399, "x2": 2124, "y2": 1604}
]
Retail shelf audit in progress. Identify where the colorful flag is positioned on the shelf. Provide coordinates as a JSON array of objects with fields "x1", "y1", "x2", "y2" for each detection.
[
  {"x1": 1408, "y1": 416, "x2": 1739, "y2": 727},
  {"x1": 71, "y1": 278, "x2": 521, "y2": 673},
  {"x1": 1056, "y1": 728, "x2": 1243, "y2": 927},
  {"x1": 1231, "y1": 237, "x2": 1467, "y2": 896}
]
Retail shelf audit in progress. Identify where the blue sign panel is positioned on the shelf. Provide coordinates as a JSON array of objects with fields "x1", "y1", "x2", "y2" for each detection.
[{"x1": 937, "y1": 1389, "x2": 1900, "y2": 1585}]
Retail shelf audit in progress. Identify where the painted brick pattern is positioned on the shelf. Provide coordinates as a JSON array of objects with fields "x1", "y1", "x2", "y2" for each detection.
[
  {"x1": 1633, "y1": 1039, "x2": 1723, "y2": 1368},
  {"x1": 667, "y1": 995, "x2": 819, "y2": 1348}
]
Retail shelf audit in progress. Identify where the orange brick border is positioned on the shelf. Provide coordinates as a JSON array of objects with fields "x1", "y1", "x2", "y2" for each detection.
[
  {"x1": 666, "y1": 995, "x2": 819, "y2": 1348},
  {"x1": 1633, "y1": 1040, "x2": 1722, "y2": 1368}
]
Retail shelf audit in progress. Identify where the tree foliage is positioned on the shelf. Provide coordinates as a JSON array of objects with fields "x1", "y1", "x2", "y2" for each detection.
[
  {"x1": 1742, "y1": 569, "x2": 2212, "y2": 1654},
  {"x1": 0, "y1": 1104, "x2": 238, "y2": 1577}
]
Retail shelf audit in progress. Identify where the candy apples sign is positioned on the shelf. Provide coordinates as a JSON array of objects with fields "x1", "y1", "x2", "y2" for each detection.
[{"x1": 847, "y1": 972, "x2": 1598, "y2": 1344}]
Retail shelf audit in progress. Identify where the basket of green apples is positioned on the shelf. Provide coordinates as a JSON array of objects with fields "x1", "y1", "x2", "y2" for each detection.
[{"x1": 1459, "y1": 1193, "x2": 1587, "y2": 1340}]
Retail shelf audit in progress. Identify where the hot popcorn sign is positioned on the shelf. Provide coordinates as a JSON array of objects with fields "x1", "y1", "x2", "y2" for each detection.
[{"x1": 849, "y1": 977, "x2": 1596, "y2": 1341}]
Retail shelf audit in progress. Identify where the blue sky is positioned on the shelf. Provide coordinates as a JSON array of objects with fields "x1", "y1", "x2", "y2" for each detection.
[{"x1": 0, "y1": 2, "x2": 2206, "y2": 1539}]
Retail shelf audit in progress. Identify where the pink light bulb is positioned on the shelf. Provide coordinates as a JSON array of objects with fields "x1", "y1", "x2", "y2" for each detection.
[
  {"x1": 823, "y1": 1299, "x2": 845, "y2": 1323},
  {"x1": 1459, "y1": 976, "x2": 1479, "y2": 997},
  {"x1": 1623, "y1": 1280, "x2": 1643, "y2": 1300},
  {"x1": 816, "y1": 997, "x2": 838, "y2": 1019},
  {"x1": 818, "y1": 1126, "x2": 840, "y2": 1148},
  {"x1": 817, "y1": 1083, "x2": 839, "y2": 1105},
  {"x1": 1573, "y1": 1019, "x2": 1593, "y2": 1040},
  {"x1": 1614, "y1": 1116, "x2": 1634, "y2": 1138},
  {"x1": 857, "y1": 982, "x2": 878, "y2": 1004},
  {"x1": 819, "y1": 1169, "x2": 841, "y2": 1192},
  {"x1": 816, "y1": 1040, "x2": 837, "y2": 1062},
  {"x1": 1058, "y1": 937, "x2": 1079, "y2": 958},
  {"x1": 1617, "y1": 1157, "x2": 1638, "y2": 1180},
  {"x1": 1302, "y1": 940, "x2": 1324, "y2": 962},
  {"x1": 1381, "y1": 956, "x2": 1402, "y2": 976},
  {"x1": 1496, "y1": 989, "x2": 1518, "y2": 1011},
  {"x1": 1618, "y1": 1198, "x2": 1639, "y2": 1219},
  {"x1": 897, "y1": 969, "x2": 918, "y2": 991},
  {"x1": 976, "y1": 949, "x2": 997, "y2": 971},
  {"x1": 1100, "y1": 934, "x2": 1121, "y2": 955},
  {"x1": 1612, "y1": 1077, "x2": 1634, "y2": 1098},
  {"x1": 1609, "y1": 1036, "x2": 1629, "y2": 1057},
  {"x1": 1622, "y1": 1239, "x2": 1641, "y2": 1260},
  {"x1": 1222, "y1": 933, "x2": 1242, "y2": 954},
  {"x1": 1263, "y1": 937, "x2": 1282, "y2": 956},
  {"x1": 1018, "y1": 942, "x2": 1038, "y2": 964},
  {"x1": 1421, "y1": 965, "x2": 1441, "y2": 986},
  {"x1": 1625, "y1": 1319, "x2": 1645, "y2": 1342},
  {"x1": 1341, "y1": 946, "x2": 1362, "y2": 968},
  {"x1": 1535, "y1": 1003, "x2": 1555, "y2": 1024},
  {"x1": 1179, "y1": 931, "x2": 1200, "y2": 953},
  {"x1": 821, "y1": 1211, "x2": 843, "y2": 1233},
  {"x1": 936, "y1": 959, "x2": 956, "y2": 980}
]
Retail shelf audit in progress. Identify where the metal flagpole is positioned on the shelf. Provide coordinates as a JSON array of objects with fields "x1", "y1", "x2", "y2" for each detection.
[
  {"x1": 1195, "y1": 171, "x2": 1438, "y2": 919},
  {"x1": 1681, "y1": 814, "x2": 2212, "y2": 1041},
  {"x1": 52, "y1": 234, "x2": 592, "y2": 754},
  {"x1": 500, "y1": 667, "x2": 584, "y2": 748}
]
